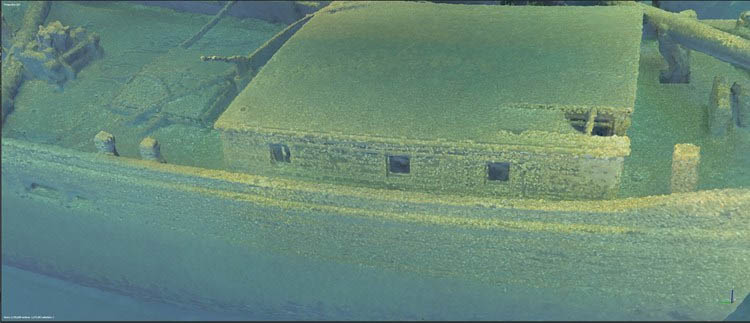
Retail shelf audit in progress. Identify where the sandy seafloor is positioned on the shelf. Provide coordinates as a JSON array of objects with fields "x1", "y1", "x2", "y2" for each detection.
[
  {"x1": 1, "y1": 265, "x2": 254, "y2": 321},
  {"x1": 1, "y1": 0, "x2": 749, "y2": 321}
]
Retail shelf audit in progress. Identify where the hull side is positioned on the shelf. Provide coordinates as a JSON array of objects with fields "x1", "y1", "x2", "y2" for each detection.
[{"x1": 2, "y1": 138, "x2": 748, "y2": 320}]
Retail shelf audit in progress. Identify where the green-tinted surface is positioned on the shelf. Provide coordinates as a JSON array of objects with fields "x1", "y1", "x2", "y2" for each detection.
[
  {"x1": 1, "y1": 1, "x2": 285, "y2": 169},
  {"x1": 2, "y1": 1, "x2": 747, "y2": 197},
  {"x1": 2, "y1": 1, "x2": 750, "y2": 321},
  {"x1": 3, "y1": 138, "x2": 749, "y2": 320},
  {"x1": 216, "y1": 1, "x2": 643, "y2": 141},
  {"x1": 618, "y1": 39, "x2": 750, "y2": 197}
]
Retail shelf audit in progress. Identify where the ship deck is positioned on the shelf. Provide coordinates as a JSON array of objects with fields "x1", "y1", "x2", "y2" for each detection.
[
  {"x1": 1, "y1": 1, "x2": 748, "y2": 198},
  {"x1": 215, "y1": 1, "x2": 642, "y2": 141}
]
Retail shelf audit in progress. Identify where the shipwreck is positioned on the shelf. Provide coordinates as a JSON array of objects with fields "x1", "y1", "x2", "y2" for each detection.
[{"x1": 1, "y1": 1, "x2": 749, "y2": 320}]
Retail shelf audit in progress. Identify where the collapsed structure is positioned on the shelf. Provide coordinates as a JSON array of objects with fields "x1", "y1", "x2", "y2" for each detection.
[{"x1": 214, "y1": 1, "x2": 644, "y2": 200}]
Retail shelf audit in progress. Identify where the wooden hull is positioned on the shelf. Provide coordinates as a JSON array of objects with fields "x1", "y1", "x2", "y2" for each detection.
[{"x1": 2, "y1": 138, "x2": 748, "y2": 320}]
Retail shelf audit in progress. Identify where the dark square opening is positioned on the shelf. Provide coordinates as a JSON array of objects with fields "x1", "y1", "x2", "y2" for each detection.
[
  {"x1": 388, "y1": 155, "x2": 410, "y2": 174},
  {"x1": 592, "y1": 124, "x2": 614, "y2": 136},
  {"x1": 488, "y1": 162, "x2": 510, "y2": 181},
  {"x1": 565, "y1": 112, "x2": 588, "y2": 133},
  {"x1": 269, "y1": 143, "x2": 291, "y2": 163},
  {"x1": 592, "y1": 114, "x2": 615, "y2": 136}
]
